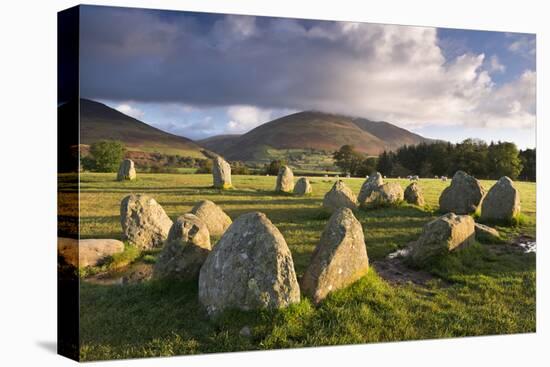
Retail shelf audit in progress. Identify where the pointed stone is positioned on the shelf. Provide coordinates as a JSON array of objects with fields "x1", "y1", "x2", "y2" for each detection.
[
  {"x1": 404, "y1": 182, "x2": 425, "y2": 206},
  {"x1": 357, "y1": 172, "x2": 383, "y2": 203},
  {"x1": 301, "y1": 208, "x2": 369, "y2": 304},
  {"x1": 117, "y1": 159, "x2": 136, "y2": 181},
  {"x1": 439, "y1": 171, "x2": 485, "y2": 214},
  {"x1": 199, "y1": 212, "x2": 300, "y2": 316},
  {"x1": 410, "y1": 213, "x2": 475, "y2": 266},
  {"x1": 190, "y1": 200, "x2": 232, "y2": 237},
  {"x1": 120, "y1": 194, "x2": 173, "y2": 249},
  {"x1": 275, "y1": 165, "x2": 294, "y2": 192},
  {"x1": 480, "y1": 176, "x2": 521, "y2": 223},
  {"x1": 293, "y1": 177, "x2": 312, "y2": 195},
  {"x1": 323, "y1": 180, "x2": 358, "y2": 211},
  {"x1": 212, "y1": 156, "x2": 232, "y2": 189},
  {"x1": 154, "y1": 213, "x2": 211, "y2": 281}
]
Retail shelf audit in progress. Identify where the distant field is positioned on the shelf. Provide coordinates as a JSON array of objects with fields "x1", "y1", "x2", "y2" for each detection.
[{"x1": 64, "y1": 173, "x2": 536, "y2": 360}]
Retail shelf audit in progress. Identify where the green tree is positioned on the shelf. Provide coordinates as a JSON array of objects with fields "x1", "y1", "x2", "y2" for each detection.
[
  {"x1": 356, "y1": 157, "x2": 378, "y2": 177},
  {"x1": 333, "y1": 145, "x2": 364, "y2": 175},
  {"x1": 196, "y1": 159, "x2": 213, "y2": 174},
  {"x1": 376, "y1": 151, "x2": 396, "y2": 176},
  {"x1": 265, "y1": 160, "x2": 286, "y2": 175},
  {"x1": 519, "y1": 148, "x2": 536, "y2": 181},
  {"x1": 487, "y1": 142, "x2": 523, "y2": 179},
  {"x1": 87, "y1": 140, "x2": 126, "y2": 172}
]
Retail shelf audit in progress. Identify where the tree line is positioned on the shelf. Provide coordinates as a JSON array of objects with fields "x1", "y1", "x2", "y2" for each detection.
[{"x1": 333, "y1": 139, "x2": 536, "y2": 181}]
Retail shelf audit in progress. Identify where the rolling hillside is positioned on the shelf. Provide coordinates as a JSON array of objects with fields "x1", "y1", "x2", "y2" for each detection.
[
  {"x1": 200, "y1": 111, "x2": 430, "y2": 161},
  {"x1": 61, "y1": 99, "x2": 206, "y2": 158}
]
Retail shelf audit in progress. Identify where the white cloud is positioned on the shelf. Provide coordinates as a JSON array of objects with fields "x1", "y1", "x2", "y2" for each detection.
[
  {"x1": 508, "y1": 36, "x2": 536, "y2": 56},
  {"x1": 115, "y1": 104, "x2": 144, "y2": 120},
  {"x1": 488, "y1": 55, "x2": 505, "y2": 73},
  {"x1": 226, "y1": 105, "x2": 274, "y2": 133}
]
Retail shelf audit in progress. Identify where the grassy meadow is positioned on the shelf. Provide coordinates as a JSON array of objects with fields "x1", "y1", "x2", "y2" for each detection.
[{"x1": 62, "y1": 173, "x2": 536, "y2": 361}]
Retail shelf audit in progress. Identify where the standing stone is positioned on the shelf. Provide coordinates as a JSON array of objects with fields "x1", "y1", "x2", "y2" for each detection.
[
  {"x1": 439, "y1": 171, "x2": 485, "y2": 214},
  {"x1": 212, "y1": 156, "x2": 232, "y2": 189},
  {"x1": 323, "y1": 180, "x2": 358, "y2": 211},
  {"x1": 120, "y1": 194, "x2": 173, "y2": 249},
  {"x1": 275, "y1": 165, "x2": 294, "y2": 192},
  {"x1": 359, "y1": 182, "x2": 404, "y2": 208},
  {"x1": 154, "y1": 214, "x2": 211, "y2": 281},
  {"x1": 190, "y1": 200, "x2": 232, "y2": 237},
  {"x1": 404, "y1": 182, "x2": 425, "y2": 206},
  {"x1": 117, "y1": 159, "x2": 136, "y2": 181},
  {"x1": 199, "y1": 212, "x2": 300, "y2": 316},
  {"x1": 57, "y1": 238, "x2": 125, "y2": 268},
  {"x1": 480, "y1": 176, "x2": 521, "y2": 223},
  {"x1": 357, "y1": 172, "x2": 384, "y2": 203},
  {"x1": 301, "y1": 208, "x2": 369, "y2": 304},
  {"x1": 293, "y1": 177, "x2": 312, "y2": 195},
  {"x1": 410, "y1": 213, "x2": 475, "y2": 266}
]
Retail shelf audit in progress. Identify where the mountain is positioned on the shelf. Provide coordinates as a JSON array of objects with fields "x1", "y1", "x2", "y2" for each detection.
[
  {"x1": 200, "y1": 111, "x2": 430, "y2": 161},
  {"x1": 62, "y1": 99, "x2": 206, "y2": 158}
]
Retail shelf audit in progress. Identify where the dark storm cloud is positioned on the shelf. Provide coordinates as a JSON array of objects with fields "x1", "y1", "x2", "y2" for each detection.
[
  {"x1": 79, "y1": 5, "x2": 535, "y2": 129},
  {"x1": 79, "y1": 6, "x2": 384, "y2": 109}
]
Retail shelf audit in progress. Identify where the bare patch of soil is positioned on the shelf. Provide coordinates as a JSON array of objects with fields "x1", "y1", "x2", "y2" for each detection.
[{"x1": 372, "y1": 257, "x2": 442, "y2": 287}]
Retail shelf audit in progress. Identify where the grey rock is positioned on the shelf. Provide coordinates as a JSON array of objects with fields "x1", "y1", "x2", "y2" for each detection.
[
  {"x1": 117, "y1": 159, "x2": 136, "y2": 181},
  {"x1": 410, "y1": 213, "x2": 475, "y2": 266},
  {"x1": 404, "y1": 182, "x2": 425, "y2": 206},
  {"x1": 323, "y1": 180, "x2": 358, "y2": 211},
  {"x1": 198, "y1": 212, "x2": 300, "y2": 316},
  {"x1": 359, "y1": 182, "x2": 404, "y2": 208},
  {"x1": 293, "y1": 177, "x2": 312, "y2": 195},
  {"x1": 275, "y1": 165, "x2": 294, "y2": 192},
  {"x1": 212, "y1": 156, "x2": 232, "y2": 189},
  {"x1": 439, "y1": 171, "x2": 485, "y2": 214},
  {"x1": 190, "y1": 200, "x2": 232, "y2": 237},
  {"x1": 357, "y1": 172, "x2": 384, "y2": 203},
  {"x1": 480, "y1": 176, "x2": 521, "y2": 223},
  {"x1": 57, "y1": 237, "x2": 125, "y2": 268},
  {"x1": 120, "y1": 194, "x2": 173, "y2": 249},
  {"x1": 301, "y1": 208, "x2": 369, "y2": 303},
  {"x1": 154, "y1": 214, "x2": 211, "y2": 281}
]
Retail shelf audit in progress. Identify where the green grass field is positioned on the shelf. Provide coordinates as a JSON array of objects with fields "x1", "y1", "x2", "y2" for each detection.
[{"x1": 63, "y1": 173, "x2": 536, "y2": 361}]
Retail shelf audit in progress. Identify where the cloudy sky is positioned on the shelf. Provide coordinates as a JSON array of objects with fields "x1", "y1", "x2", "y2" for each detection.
[{"x1": 79, "y1": 5, "x2": 536, "y2": 148}]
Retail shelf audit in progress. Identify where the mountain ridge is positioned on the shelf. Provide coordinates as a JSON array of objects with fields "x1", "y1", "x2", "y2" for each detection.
[
  {"x1": 62, "y1": 98, "x2": 206, "y2": 158},
  {"x1": 200, "y1": 111, "x2": 431, "y2": 161}
]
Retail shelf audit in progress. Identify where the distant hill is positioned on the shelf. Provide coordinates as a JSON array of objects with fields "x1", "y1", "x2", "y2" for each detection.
[
  {"x1": 200, "y1": 111, "x2": 431, "y2": 161},
  {"x1": 60, "y1": 99, "x2": 206, "y2": 158}
]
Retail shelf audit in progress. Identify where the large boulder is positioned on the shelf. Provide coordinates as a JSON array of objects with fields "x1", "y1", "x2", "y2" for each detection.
[
  {"x1": 480, "y1": 176, "x2": 521, "y2": 223},
  {"x1": 198, "y1": 212, "x2": 300, "y2": 316},
  {"x1": 120, "y1": 194, "x2": 173, "y2": 249},
  {"x1": 293, "y1": 177, "x2": 312, "y2": 195},
  {"x1": 275, "y1": 165, "x2": 294, "y2": 193},
  {"x1": 190, "y1": 200, "x2": 232, "y2": 237},
  {"x1": 439, "y1": 171, "x2": 485, "y2": 214},
  {"x1": 154, "y1": 214, "x2": 211, "y2": 281},
  {"x1": 404, "y1": 182, "x2": 425, "y2": 206},
  {"x1": 117, "y1": 159, "x2": 136, "y2": 181},
  {"x1": 212, "y1": 156, "x2": 232, "y2": 189},
  {"x1": 58, "y1": 237, "x2": 125, "y2": 268},
  {"x1": 357, "y1": 172, "x2": 383, "y2": 203},
  {"x1": 301, "y1": 208, "x2": 369, "y2": 304},
  {"x1": 359, "y1": 183, "x2": 404, "y2": 208},
  {"x1": 323, "y1": 180, "x2": 358, "y2": 211},
  {"x1": 410, "y1": 213, "x2": 475, "y2": 266}
]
